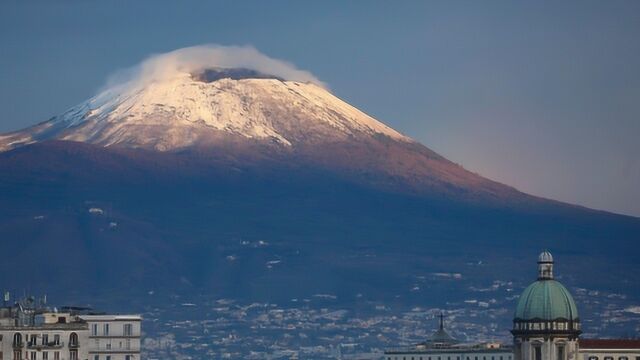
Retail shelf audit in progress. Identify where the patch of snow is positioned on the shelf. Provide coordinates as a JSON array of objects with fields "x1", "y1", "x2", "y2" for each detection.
[
  {"x1": 624, "y1": 306, "x2": 640, "y2": 314},
  {"x1": 312, "y1": 294, "x2": 337, "y2": 300}
]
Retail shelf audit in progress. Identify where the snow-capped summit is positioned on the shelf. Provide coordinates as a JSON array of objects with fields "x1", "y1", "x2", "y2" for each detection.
[
  {"x1": 0, "y1": 45, "x2": 520, "y2": 201},
  {"x1": 0, "y1": 68, "x2": 410, "y2": 152},
  {"x1": 0, "y1": 45, "x2": 410, "y2": 152}
]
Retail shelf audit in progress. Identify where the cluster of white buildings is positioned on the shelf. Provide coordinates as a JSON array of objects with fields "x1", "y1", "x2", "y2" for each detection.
[
  {"x1": 0, "y1": 296, "x2": 140, "y2": 360},
  {"x1": 386, "y1": 251, "x2": 640, "y2": 360}
]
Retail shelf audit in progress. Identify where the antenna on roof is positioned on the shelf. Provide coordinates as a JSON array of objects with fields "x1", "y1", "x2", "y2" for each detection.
[{"x1": 439, "y1": 312, "x2": 444, "y2": 330}]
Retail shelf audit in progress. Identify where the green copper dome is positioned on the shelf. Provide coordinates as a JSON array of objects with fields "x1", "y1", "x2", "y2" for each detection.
[{"x1": 514, "y1": 279, "x2": 579, "y2": 321}]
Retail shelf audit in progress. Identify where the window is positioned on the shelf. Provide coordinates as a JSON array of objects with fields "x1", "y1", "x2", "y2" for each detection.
[
  {"x1": 106, "y1": 356, "x2": 111, "y2": 360},
  {"x1": 126, "y1": 339, "x2": 131, "y2": 350},
  {"x1": 69, "y1": 332, "x2": 79, "y2": 347},
  {"x1": 106, "y1": 342, "x2": 112, "y2": 350},
  {"x1": 94, "y1": 356, "x2": 99, "y2": 360},
  {"x1": 92, "y1": 324, "x2": 98, "y2": 336},
  {"x1": 13, "y1": 351, "x2": 21, "y2": 360},
  {"x1": 43, "y1": 334, "x2": 48, "y2": 345},
  {"x1": 43, "y1": 352, "x2": 48, "y2": 360},
  {"x1": 30, "y1": 352, "x2": 36, "y2": 360},
  {"x1": 557, "y1": 345, "x2": 565, "y2": 360},
  {"x1": 104, "y1": 323, "x2": 110, "y2": 336},
  {"x1": 588, "y1": 357, "x2": 599, "y2": 360},
  {"x1": 54, "y1": 334, "x2": 60, "y2": 345},
  {"x1": 605, "y1": 357, "x2": 614, "y2": 360},
  {"x1": 124, "y1": 323, "x2": 133, "y2": 336},
  {"x1": 70, "y1": 350, "x2": 78, "y2": 360},
  {"x1": 619, "y1": 357, "x2": 629, "y2": 360},
  {"x1": 13, "y1": 333, "x2": 22, "y2": 346},
  {"x1": 54, "y1": 351, "x2": 60, "y2": 360},
  {"x1": 534, "y1": 346, "x2": 542, "y2": 360},
  {"x1": 125, "y1": 356, "x2": 131, "y2": 360}
]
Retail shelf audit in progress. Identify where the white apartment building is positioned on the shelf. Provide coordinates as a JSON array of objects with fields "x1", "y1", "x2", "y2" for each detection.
[
  {"x1": 0, "y1": 311, "x2": 89, "y2": 360},
  {"x1": 79, "y1": 316, "x2": 141, "y2": 360},
  {"x1": 0, "y1": 296, "x2": 141, "y2": 360}
]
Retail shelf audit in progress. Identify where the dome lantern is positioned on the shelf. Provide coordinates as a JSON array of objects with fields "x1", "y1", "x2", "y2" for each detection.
[{"x1": 538, "y1": 250, "x2": 554, "y2": 280}]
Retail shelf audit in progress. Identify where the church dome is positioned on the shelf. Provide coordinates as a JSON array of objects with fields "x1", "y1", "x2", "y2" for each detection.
[{"x1": 514, "y1": 279, "x2": 579, "y2": 321}]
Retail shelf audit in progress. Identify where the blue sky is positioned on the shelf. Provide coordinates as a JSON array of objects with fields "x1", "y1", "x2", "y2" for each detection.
[{"x1": 1, "y1": 1, "x2": 639, "y2": 216}]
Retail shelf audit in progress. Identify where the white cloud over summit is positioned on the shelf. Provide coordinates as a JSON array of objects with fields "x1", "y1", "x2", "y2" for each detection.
[{"x1": 102, "y1": 44, "x2": 326, "y2": 92}]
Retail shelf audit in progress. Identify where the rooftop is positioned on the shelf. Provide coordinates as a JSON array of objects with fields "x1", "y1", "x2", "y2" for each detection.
[
  {"x1": 579, "y1": 339, "x2": 640, "y2": 350},
  {"x1": 79, "y1": 315, "x2": 141, "y2": 321}
]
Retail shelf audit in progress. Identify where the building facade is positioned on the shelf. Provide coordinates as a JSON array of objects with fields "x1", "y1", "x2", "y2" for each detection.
[
  {"x1": 0, "y1": 305, "x2": 89, "y2": 360},
  {"x1": 79, "y1": 315, "x2": 141, "y2": 360},
  {"x1": 0, "y1": 297, "x2": 141, "y2": 360},
  {"x1": 578, "y1": 339, "x2": 640, "y2": 360}
]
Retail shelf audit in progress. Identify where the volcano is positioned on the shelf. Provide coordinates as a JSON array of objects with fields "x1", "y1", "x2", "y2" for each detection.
[{"x1": 0, "y1": 47, "x2": 638, "y2": 304}]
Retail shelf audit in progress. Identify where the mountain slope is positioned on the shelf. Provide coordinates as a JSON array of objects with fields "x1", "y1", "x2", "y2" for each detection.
[
  {"x1": 0, "y1": 64, "x2": 638, "y2": 305},
  {"x1": 0, "y1": 140, "x2": 638, "y2": 302},
  {"x1": 0, "y1": 69, "x2": 532, "y2": 204}
]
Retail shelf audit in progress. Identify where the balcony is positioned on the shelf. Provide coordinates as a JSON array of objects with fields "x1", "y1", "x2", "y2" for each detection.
[
  {"x1": 26, "y1": 341, "x2": 65, "y2": 350},
  {"x1": 12, "y1": 341, "x2": 23, "y2": 349}
]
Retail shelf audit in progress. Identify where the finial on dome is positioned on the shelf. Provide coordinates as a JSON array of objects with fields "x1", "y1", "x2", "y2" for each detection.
[{"x1": 537, "y1": 250, "x2": 554, "y2": 280}]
